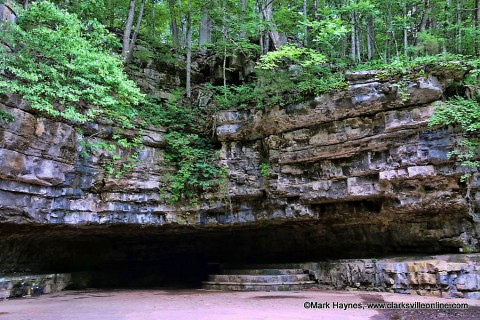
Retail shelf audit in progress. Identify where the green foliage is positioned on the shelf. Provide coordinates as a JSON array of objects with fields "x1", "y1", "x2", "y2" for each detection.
[
  {"x1": 430, "y1": 97, "x2": 480, "y2": 132},
  {"x1": 0, "y1": 1, "x2": 145, "y2": 176},
  {"x1": 354, "y1": 54, "x2": 470, "y2": 80},
  {"x1": 259, "y1": 163, "x2": 270, "y2": 177},
  {"x1": 162, "y1": 131, "x2": 225, "y2": 205},
  {"x1": 430, "y1": 96, "x2": 480, "y2": 177},
  {"x1": 138, "y1": 92, "x2": 226, "y2": 205},
  {"x1": 52, "y1": 0, "x2": 107, "y2": 22},
  {"x1": 0, "y1": 110, "x2": 14, "y2": 123},
  {"x1": 257, "y1": 45, "x2": 326, "y2": 70},
  {"x1": 304, "y1": 17, "x2": 349, "y2": 53},
  {"x1": 139, "y1": 90, "x2": 207, "y2": 131},
  {"x1": 208, "y1": 66, "x2": 347, "y2": 110},
  {"x1": 204, "y1": 83, "x2": 256, "y2": 110},
  {"x1": 415, "y1": 31, "x2": 444, "y2": 56},
  {"x1": 1, "y1": 1, "x2": 143, "y2": 125},
  {"x1": 76, "y1": 128, "x2": 143, "y2": 178}
]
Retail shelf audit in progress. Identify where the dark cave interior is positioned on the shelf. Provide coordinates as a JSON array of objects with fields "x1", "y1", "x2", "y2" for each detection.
[{"x1": 0, "y1": 220, "x2": 460, "y2": 289}]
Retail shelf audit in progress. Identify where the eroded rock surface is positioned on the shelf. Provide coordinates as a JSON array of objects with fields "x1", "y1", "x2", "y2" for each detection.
[{"x1": 1, "y1": 68, "x2": 480, "y2": 275}]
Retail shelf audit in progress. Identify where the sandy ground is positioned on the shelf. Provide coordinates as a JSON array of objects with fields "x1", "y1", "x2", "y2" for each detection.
[{"x1": 1, "y1": 288, "x2": 480, "y2": 320}]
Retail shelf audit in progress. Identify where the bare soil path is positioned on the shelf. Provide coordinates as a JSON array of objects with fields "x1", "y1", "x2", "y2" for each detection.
[{"x1": 1, "y1": 288, "x2": 480, "y2": 320}]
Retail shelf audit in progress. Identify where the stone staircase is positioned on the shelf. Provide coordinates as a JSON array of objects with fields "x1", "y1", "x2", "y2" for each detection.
[{"x1": 202, "y1": 264, "x2": 316, "y2": 291}]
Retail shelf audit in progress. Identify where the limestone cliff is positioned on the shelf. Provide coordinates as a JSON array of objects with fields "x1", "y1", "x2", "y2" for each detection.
[{"x1": 0, "y1": 66, "x2": 479, "y2": 273}]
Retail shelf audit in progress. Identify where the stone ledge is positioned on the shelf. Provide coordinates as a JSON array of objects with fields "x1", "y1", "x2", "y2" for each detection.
[
  {"x1": 308, "y1": 254, "x2": 480, "y2": 300},
  {"x1": 0, "y1": 273, "x2": 72, "y2": 299}
]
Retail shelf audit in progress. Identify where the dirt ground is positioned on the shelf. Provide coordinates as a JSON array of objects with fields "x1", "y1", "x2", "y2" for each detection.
[{"x1": 1, "y1": 288, "x2": 480, "y2": 320}]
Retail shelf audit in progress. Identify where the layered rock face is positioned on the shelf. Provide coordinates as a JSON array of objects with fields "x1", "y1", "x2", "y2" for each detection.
[
  {"x1": 216, "y1": 68, "x2": 480, "y2": 255},
  {"x1": 308, "y1": 254, "x2": 480, "y2": 299},
  {"x1": 0, "y1": 68, "x2": 479, "y2": 276}
]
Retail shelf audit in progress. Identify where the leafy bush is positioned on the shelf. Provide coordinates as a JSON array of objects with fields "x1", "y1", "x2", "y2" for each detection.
[
  {"x1": 257, "y1": 44, "x2": 326, "y2": 70},
  {"x1": 162, "y1": 132, "x2": 225, "y2": 204},
  {"x1": 0, "y1": 109, "x2": 14, "y2": 123},
  {"x1": 139, "y1": 93, "x2": 226, "y2": 205},
  {"x1": 430, "y1": 96, "x2": 480, "y2": 177},
  {"x1": 0, "y1": 1, "x2": 145, "y2": 176},
  {"x1": 0, "y1": 1, "x2": 144, "y2": 126},
  {"x1": 208, "y1": 66, "x2": 346, "y2": 110}
]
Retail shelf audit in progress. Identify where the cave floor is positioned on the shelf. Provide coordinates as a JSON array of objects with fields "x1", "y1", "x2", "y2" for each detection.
[{"x1": 1, "y1": 289, "x2": 480, "y2": 320}]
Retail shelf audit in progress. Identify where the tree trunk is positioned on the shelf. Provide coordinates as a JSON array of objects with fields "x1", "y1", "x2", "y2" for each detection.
[
  {"x1": 179, "y1": 0, "x2": 187, "y2": 49},
  {"x1": 168, "y1": 0, "x2": 180, "y2": 48},
  {"x1": 456, "y1": 0, "x2": 462, "y2": 53},
  {"x1": 151, "y1": 0, "x2": 156, "y2": 39},
  {"x1": 222, "y1": 0, "x2": 228, "y2": 89},
  {"x1": 355, "y1": 11, "x2": 361, "y2": 62},
  {"x1": 126, "y1": 0, "x2": 146, "y2": 62},
  {"x1": 314, "y1": 0, "x2": 319, "y2": 21},
  {"x1": 366, "y1": 15, "x2": 374, "y2": 60},
  {"x1": 24, "y1": 0, "x2": 29, "y2": 10},
  {"x1": 199, "y1": 7, "x2": 211, "y2": 52},
  {"x1": 122, "y1": 0, "x2": 136, "y2": 58},
  {"x1": 403, "y1": 1, "x2": 408, "y2": 57},
  {"x1": 351, "y1": 9, "x2": 356, "y2": 62},
  {"x1": 259, "y1": 0, "x2": 283, "y2": 52},
  {"x1": 239, "y1": 0, "x2": 247, "y2": 39},
  {"x1": 186, "y1": 0, "x2": 192, "y2": 99},
  {"x1": 262, "y1": 0, "x2": 272, "y2": 53},
  {"x1": 475, "y1": 0, "x2": 480, "y2": 54},
  {"x1": 419, "y1": 0, "x2": 430, "y2": 33},
  {"x1": 303, "y1": 0, "x2": 308, "y2": 45}
]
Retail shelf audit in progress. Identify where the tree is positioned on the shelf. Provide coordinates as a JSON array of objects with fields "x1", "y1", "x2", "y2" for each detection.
[
  {"x1": 186, "y1": 0, "x2": 192, "y2": 98},
  {"x1": 122, "y1": 0, "x2": 137, "y2": 57},
  {"x1": 122, "y1": 0, "x2": 146, "y2": 61}
]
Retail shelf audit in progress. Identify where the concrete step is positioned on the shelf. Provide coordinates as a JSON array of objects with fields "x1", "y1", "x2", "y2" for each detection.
[
  {"x1": 223, "y1": 269, "x2": 305, "y2": 275},
  {"x1": 202, "y1": 281, "x2": 316, "y2": 292},
  {"x1": 208, "y1": 274, "x2": 310, "y2": 283},
  {"x1": 223, "y1": 263, "x2": 305, "y2": 270},
  {"x1": 203, "y1": 264, "x2": 316, "y2": 291}
]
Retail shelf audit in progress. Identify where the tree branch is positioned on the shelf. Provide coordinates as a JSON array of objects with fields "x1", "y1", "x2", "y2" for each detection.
[{"x1": 3, "y1": 3, "x2": 17, "y2": 17}]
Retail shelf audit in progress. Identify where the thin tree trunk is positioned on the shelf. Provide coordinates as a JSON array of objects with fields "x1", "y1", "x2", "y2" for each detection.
[
  {"x1": 151, "y1": 0, "x2": 156, "y2": 39},
  {"x1": 456, "y1": 0, "x2": 462, "y2": 53},
  {"x1": 222, "y1": 0, "x2": 228, "y2": 89},
  {"x1": 259, "y1": 0, "x2": 282, "y2": 52},
  {"x1": 389, "y1": 4, "x2": 399, "y2": 59},
  {"x1": 168, "y1": 0, "x2": 179, "y2": 48},
  {"x1": 351, "y1": 9, "x2": 356, "y2": 62},
  {"x1": 419, "y1": 0, "x2": 430, "y2": 33},
  {"x1": 476, "y1": 0, "x2": 480, "y2": 54},
  {"x1": 355, "y1": 12, "x2": 361, "y2": 62},
  {"x1": 126, "y1": 0, "x2": 146, "y2": 62},
  {"x1": 303, "y1": 0, "x2": 308, "y2": 46},
  {"x1": 239, "y1": 0, "x2": 247, "y2": 38},
  {"x1": 262, "y1": 0, "x2": 272, "y2": 52},
  {"x1": 179, "y1": 0, "x2": 187, "y2": 49},
  {"x1": 122, "y1": 0, "x2": 136, "y2": 58},
  {"x1": 367, "y1": 15, "x2": 374, "y2": 60},
  {"x1": 384, "y1": 1, "x2": 392, "y2": 61},
  {"x1": 24, "y1": 0, "x2": 29, "y2": 10},
  {"x1": 403, "y1": 1, "x2": 408, "y2": 57},
  {"x1": 199, "y1": 7, "x2": 211, "y2": 52},
  {"x1": 314, "y1": 0, "x2": 319, "y2": 21},
  {"x1": 186, "y1": 0, "x2": 192, "y2": 99}
]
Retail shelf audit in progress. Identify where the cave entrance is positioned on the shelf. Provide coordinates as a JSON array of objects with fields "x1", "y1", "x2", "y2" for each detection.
[{"x1": 0, "y1": 220, "x2": 458, "y2": 289}]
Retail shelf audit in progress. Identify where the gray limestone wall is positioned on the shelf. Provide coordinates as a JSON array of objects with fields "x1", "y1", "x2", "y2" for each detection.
[
  {"x1": 0, "y1": 273, "x2": 72, "y2": 299},
  {"x1": 1, "y1": 65, "x2": 480, "y2": 274},
  {"x1": 305, "y1": 254, "x2": 480, "y2": 299}
]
